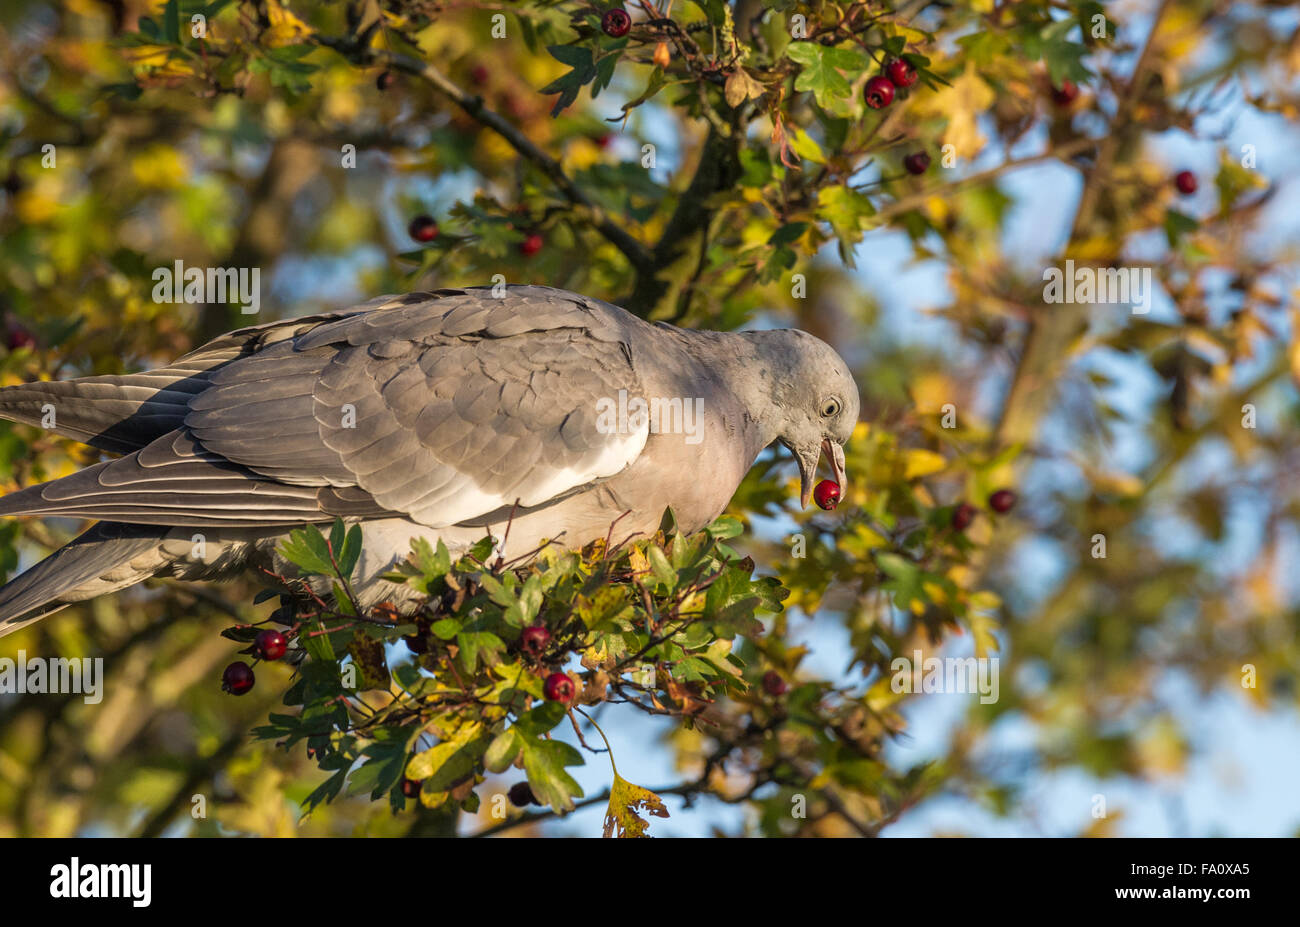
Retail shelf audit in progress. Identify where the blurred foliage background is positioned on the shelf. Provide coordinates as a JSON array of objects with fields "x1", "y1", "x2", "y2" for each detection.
[{"x1": 0, "y1": 0, "x2": 1297, "y2": 837}]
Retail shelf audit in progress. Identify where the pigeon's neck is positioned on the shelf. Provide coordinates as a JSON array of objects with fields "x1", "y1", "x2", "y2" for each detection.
[{"x1": 676, "y1": 328, "x2": 793, "y2": 455}]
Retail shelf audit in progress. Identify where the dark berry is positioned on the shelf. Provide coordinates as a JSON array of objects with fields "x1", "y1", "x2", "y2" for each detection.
[
  {"x1": 469, "y1": 64, "x2": 490, "y2": 86},
  {"x1": 508, "y1": 782, "x2": 537, "y2": 807},
  {"x1": 221, "y1": 662, "x2": 255, "y2": 695},
  {"x1": 1175, "y1": 170, "x2": 1197, "y2": 195},
  {"x1": 520, "y1": 625, "x2": 551, "y2": 656},
  {"x1": 376, "y1": 70, "x2": 395, "y2": 91},
  {"x1": 6, "y1": 324, "x2": 35, "y2": 351},
  {"x1": 864, "y1": 75, "x2": 895, "y2": 109},
  {"x1": 408, "y1": 215, "x2": 439, "y2": 243},
  {"x1": 254, "y1": 628, "x2": 288, "y2": 661},
  {"x1": 1050, "y1": 80, "x2": 1078, "y2": 106},
  {"x1": 951, "y1": 502, "x2": 977, "y2": 531},
  {"x1": 885, "y1": 58, "x2": 917, "y2": 89},
  {"x1": 543, "y1": 672, "x2": 575, "y2": 703},
  {"x1": 988, "y1": 489, "x2": 1017, "y2": 514},
  {"x1": 903, "y1": 151, "x2": 930, "y2": 175},
  {"x1": 601, "y1": 8, "x2": 631, "y2": 38},
  {"x1": 401, "y1": 777, "x2": 421, "y2": 798},
  {"x1": 761, "y1": 670, "x2": 788, "y2": 696},
  {"x1": 519, "y1": 232, "x2": 543, "y2": 256},
  {"x1": 403, "y1": 633, "x2": 428, "y2": 655},
  {"x1": 813, "y1": 479, "x2": 841, "y2": 511}
]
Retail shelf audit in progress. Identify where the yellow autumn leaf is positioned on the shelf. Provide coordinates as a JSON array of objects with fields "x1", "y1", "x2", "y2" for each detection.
[
  {"x1": 903, "y1": 448, "x2": 947, "y2": 480},
  {"x1": 932, "y1": 63, "x2": 994, "y2": 160},
  {"x1": 265, "y1": 0, "x2": 312, "y2": 47},
  {"x1": 603, "y1": 773, "x2": 669, "y2": 837}
]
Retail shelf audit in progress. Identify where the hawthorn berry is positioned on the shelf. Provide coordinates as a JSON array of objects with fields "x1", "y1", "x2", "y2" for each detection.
[
  {"x1": 1175, "y1": 170, "x2": 1197, "y2": 195},
  {"x1": 813, "y1": 479, "x2": 841, "y2": 511},
  {"x1": 519, "y1": 232, "x2": 544, "y2": 256},
  {"x1": 762, "y1": 670, "x2": 788, "y2": 696},
  {"x1": 543, "y1": 672, "x2": 575, "y2": 703},
  {"x1": 508, "y1": 782, "x2": 537, "y2": 807},
  {"x1": 520, "y1": 625, "x2": 551, "y2": 656},
  {"x1": 951, "y1": 502, "x2": 977, "y2": 531},
  {"x1": 221, "y1": 662, "x2": 255, "y2": 695},
  {"x1": 401, "y1": 777, "x2": 422, "y2": 798},
  {"x1": 903, "y1": 151, "x2": 931, "y2": 175},
  {"x1": 864, "y1": 75, "x2": 895, "y2": 109},
  {"x1": 601, "y1": 8, "x2": 631, "y2": 38},
  {"x1": 408, "y1": 215, "x2": 439, "y2": 243},
  {"x1": 376, "y1": 70, "x2": 395, "y2": 91},
  {"x1": 886, "y1": 58, "x2": 918, "y2": 89},
  {"x1": 403, "y1": 632, "x2": 428, "y2": 655},
  {"x1": 1050, "y1": 80, "x2": 1079, "y2": 106},
  {"x1": 469, "y1": 64, "x2": 490, "y2": 86},
  {"x1": 989, "y1": 489, "x2": 1018, "y2": 514},
  {"x1": 6, "y1": 324, "x2": 35, "y2": 351},
  {"x1": 254, "y1": 628, "x2": 288, "y2": 661}
]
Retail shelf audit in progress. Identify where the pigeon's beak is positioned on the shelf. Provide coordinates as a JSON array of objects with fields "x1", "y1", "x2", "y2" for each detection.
[
  {"x1": 792, "y1": 438, "x2": 847, "y2": 509},
  {"x1": 824, "y1": 437, "x2": 847, "y2": 492}
]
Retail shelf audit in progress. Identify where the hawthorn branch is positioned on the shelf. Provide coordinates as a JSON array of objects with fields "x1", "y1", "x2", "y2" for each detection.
[
  {"x1": 995, "y1": 0, "x2": 1177, "y2": 445},
  {"x1": 312, "y1": 34, "x2": 655, "y2": 277}
]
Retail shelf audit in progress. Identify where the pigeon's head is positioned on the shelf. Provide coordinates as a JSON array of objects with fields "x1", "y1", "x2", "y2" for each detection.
[{"x1": 747, "y1": 329, "x2": 860, "y2": 509}]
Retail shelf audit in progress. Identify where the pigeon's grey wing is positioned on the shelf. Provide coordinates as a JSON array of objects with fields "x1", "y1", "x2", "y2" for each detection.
[
  {"x1": 0, "y1": 292, "x2": 426, "y2": 455},
  {"x1": 0, "y1": 287, "x2": 649, "y2": 528},
  {"x1": 189, "y1": 287, "x2": 650, "y2": 527}
]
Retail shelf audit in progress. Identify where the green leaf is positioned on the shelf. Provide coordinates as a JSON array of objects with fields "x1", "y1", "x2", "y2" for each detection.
[
  {"x1": 279, "y1": 525, "x2": 334, "y2": 576},
  {"x1": 521, "y1": 738, "x2": 585, "y2": 813},
  {"x1": 786, "y1": 43, "x2": 867, "y2": 112}
]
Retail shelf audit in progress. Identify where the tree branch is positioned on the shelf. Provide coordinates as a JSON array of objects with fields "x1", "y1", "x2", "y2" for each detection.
[{"x1": 312, "y1": 34, "x2": 655, "y2": 277}]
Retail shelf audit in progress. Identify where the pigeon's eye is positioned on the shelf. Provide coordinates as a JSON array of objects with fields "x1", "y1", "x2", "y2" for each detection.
[{"x1": 820, "y1": 398, "x2": 841, "y2": 418}]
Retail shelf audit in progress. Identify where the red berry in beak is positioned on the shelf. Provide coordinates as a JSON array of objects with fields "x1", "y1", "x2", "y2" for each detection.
[
  {"x1": 951, "y1": 502, "x2": 977, "y2": 531},
  {"x1": 1175, "y1": 170, "x2": 1197, "y2": 195},
  {"x1": 813, "y1": 479, "x2": 841, "y2": 510},
  {"x1": 864, "y1": 75, "x2": 895, "y2": 109},
  {"x1": 543, "y1": 672, "x2": 575, "y2": 703},
  {"x1": 886, "y1": 58, "x2": 917, "y2": 88},
  {"x1": 408, "y1": 215, "x2": 439, "y2": 242},
  {"x1": 254, "y1": 629, "x2": 288, "y2": 661},
  {"x1": 221, "y1": 662, "x2": 255, "y2": 695},
  {"x1": 601, "y1": 8, "x2": 631, "y2": 38},
  {"x1": 989, "y1": 489, "x2": 1017, "y2": 513},
  {"x1": 520, "y1": 625, "x2": 551, "y2": 656}
]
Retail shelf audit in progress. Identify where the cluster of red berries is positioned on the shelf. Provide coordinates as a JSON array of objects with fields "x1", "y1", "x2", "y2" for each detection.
[
  {"x1": 951, "y1": 488, "x2": 1017, "y2": 531},
  {"x1": 221, "y1": 628, "x2": 290, "y2": 695},
  {"x1": 864, "y1": 58, "x2": 918, "y2": 110}
]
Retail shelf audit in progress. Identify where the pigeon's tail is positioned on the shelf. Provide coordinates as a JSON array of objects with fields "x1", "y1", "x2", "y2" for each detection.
[
  {"x1": 0, "y1": 372, "x2": 207, "y2": 455},
  {"x1": 0, "y1": 523, "x2": 168, "y2": 637}
]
